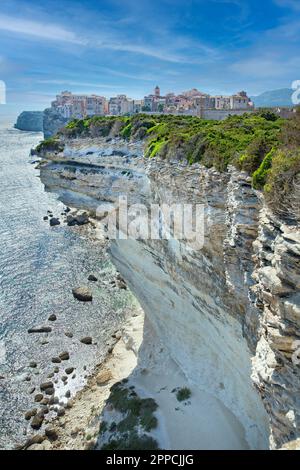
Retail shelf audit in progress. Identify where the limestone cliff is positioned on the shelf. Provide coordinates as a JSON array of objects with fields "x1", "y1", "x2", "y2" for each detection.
[
  {"x1": 14, "y1": 111, "x2": 43, "y2": 132},
  {"x1": 37, "y1": 137, "x2": 300, "y2": 450},
  {"x1": 43, "y1": 108, "x2": 69, "y2": 139},
  {"x1": 14, "y1": 109, "x2": 70, "y2": 138}
]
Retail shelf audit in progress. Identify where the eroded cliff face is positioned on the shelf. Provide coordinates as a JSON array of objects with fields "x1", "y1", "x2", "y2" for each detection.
[
  {"x1": 14, "y1": 111, "x2": 43, "y2": 132},
  {"x1": 38, "y1": 137, "x2": 300, "y2": 449},
  {"x1": 43, "y1": 108, "x2": 70, "y2": 139}
]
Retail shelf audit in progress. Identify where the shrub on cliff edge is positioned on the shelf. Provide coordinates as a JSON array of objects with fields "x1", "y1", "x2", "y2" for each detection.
[
  {"x1": 264, "y1": 149, "x2": 300, "y2": 222},
  {"x1": 36, "y1": 137, "x2": 64, "y2": 154}
]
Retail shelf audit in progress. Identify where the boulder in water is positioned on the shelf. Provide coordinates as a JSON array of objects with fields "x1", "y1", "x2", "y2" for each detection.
[
  {"x1": 80, "y1": 336, "x2": 93, "y2": 345},
  {"x1": 66, "y1": 212, "x2": 89, "y2": 226},
  {"x1": 59, "y1": 351, "x2": 69, "y2": 361},
  {"x1": 40, "y1": 381, "x2": 54, "y2": 392},
  {"x1": 72, "y1": 287, "x2": 93, "y2": 302},
  {"x1": 28, "y1": 326, "x2": 52, "y2": 334},
  {"x1": 49, "y1": 218, "x2": 60, "y2": 227},
  {"x1": 31, "y1": 412, "x2": 44, "y2": 430}
]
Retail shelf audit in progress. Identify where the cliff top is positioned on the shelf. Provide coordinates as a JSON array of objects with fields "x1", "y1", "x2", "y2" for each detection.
[{"x1": 37, "y1": 110, "x2": 300, "y2": 223}]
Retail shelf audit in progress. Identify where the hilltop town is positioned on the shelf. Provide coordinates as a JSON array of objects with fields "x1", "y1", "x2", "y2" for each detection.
[
  {"x1": 15, "y1": 86, "x2": 297, "y2": 136},
  {"x1": 51, "y1": 86, "x2": 253, "y2": 120}
]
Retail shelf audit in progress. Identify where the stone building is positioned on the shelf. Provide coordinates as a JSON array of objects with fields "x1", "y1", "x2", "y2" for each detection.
[{"x1": 51, "y1": 91, "x2": 107, "y2": 118}]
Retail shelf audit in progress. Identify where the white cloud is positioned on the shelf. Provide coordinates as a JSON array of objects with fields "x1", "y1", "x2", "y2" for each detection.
[
  {"x1": 37, "y1": 79, "x2": 123, "y2": 89},
  {"x1": 231, "y1": 55, "x2": 300, "y2": 79},
  {"x1": 92, "y1": 36, "x2": 218, "y2": 64},
  {"x1": 0, "y1": 13, "x2": 216, "y2": 64},
  {"x1": 96, "y1": 41, "x2": 188, "y2": 63},
  {"x1": 99, "y1": 67, "x2": 157, "y2": 81},
  {"x1": 0, "y1": 14, "x2": 86, "y2": 44},
  {"x1": 266, "y1": 19, "x2": 300, "y2": 40},
  {"x1": 274, "y1": 0, "x2": 300, "y2": 10}
]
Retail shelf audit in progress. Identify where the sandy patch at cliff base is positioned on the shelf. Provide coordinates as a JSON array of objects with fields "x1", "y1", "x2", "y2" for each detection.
[
  {"x1": 132, "y1": 366, "x2": 249, "y2": 450},
  {"x1": 27, "y1": 308, "x2": 249, "y2": 450}
]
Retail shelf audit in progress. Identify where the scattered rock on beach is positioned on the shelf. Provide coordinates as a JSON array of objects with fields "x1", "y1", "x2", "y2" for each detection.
[
  {"x1": 49, "y1": 396, "x2": 59, "y2": 405},
  {"x1": 27, "y1": 440, "x2": 52, "y2": 450},
  {"x1": 65, "y1": 331, "x2": 73, "y2": 338},
  {"x1": 31, "y1": 412, "x2": 44, "y2": 430},
  {"x1": 29, "y1": 361, "x2": 37, "y2": 368},
  {"x1": 80, "y1": 336, "x2": 93, "y2": 345},
  {"x1": 45, "y1": 426, "x2": 58, "y2": 441},
  {"x1": 41, "y1": 405, "x2": 49, "y2": 414},
  {"x1": 43, "y1": 216, "x2": 48, "y2": 221},
  {"x1": 72, "y1": 287, "x2": 93, "y2": 302},
  {"x1": 88, "y1": 274, "x2": 98, "y2": 282},
  {"x1": 24, "y1": 434, "x2": 45, "y2": 448},
  {"x1": 40, "y1": 381, "x2": 54, "y2": 392},
  {"x1": 25, "y1": 409, "x2": 37, "y2": 420},
  {"x1": 66, "y1": 212, "x2": 89, "y2": 227},
  {"x1": 48, "y1": 314, "x2": 57, "y2": 322},
  {"x1": 57, "y1": 407, "x2": 65, "y2": 417},
  {"x1": 65, "y1": 367, "x2": 74, "y2": 375},
  {"x1": 28, "y1": 326, "x2": 52, "y2": 334},
  {"x1": 34, "y1": 394, "x2": 43, "y2": 403}
]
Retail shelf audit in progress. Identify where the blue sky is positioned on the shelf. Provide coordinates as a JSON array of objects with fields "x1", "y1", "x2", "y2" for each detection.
[{"x1": 0, "y1": 0, "x2": 299, "y2": 125}]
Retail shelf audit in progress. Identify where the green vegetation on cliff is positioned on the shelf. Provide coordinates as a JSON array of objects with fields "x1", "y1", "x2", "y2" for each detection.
[
  {"x1": 36, "y1": 136, "x2": 64, "y2": 153},
  {"x1": 99, "y1": 382, "x2": 159, "y2": 450},
  {"x1": 41, "y1": 109, "x2": 300, "y2": 221},
  {"x1": 60, "y1": 112, "x2": 283, "y2": 170}
]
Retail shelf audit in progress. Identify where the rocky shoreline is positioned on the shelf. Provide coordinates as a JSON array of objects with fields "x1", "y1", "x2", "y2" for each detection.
[
  {"x1": 20, "y1": 305, "x2": 144, "y2": 450},
  {"x1": 9, "y1": 203, "x2": 141, "y2": 450}
]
